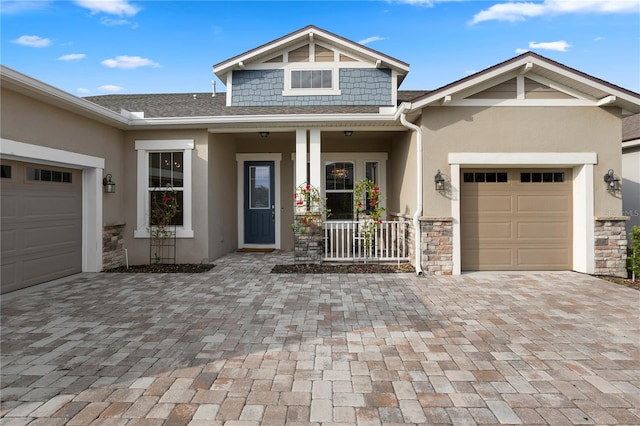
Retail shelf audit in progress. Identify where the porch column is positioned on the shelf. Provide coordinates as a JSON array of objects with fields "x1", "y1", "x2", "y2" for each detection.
[
  {"x1": 309, "y1": 129, "x2": 321, "y2": 191},
  {"x1": 295, "y1": 129, "x2": 307, "y2": 189}
]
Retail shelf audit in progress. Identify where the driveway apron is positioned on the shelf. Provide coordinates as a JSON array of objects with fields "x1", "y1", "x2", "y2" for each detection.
[{"x1": 1, "y1": 251, "x2": 639, "y2": 425}]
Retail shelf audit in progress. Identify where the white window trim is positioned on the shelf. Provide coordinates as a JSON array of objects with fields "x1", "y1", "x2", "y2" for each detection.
[
  {"x1": 134, "y1": 140, "x2": 194, "y2": 238},
  {"x1": 282, "y1": 63, "x2": 341, "y2": 96},
  {"x1": 448, "y1": 152, "x2": 597, "y2": 275}
]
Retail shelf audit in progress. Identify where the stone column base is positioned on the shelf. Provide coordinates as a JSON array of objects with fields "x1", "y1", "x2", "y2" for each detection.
[
  {"x1": 594, "y1": 217, "x2": 629, "y2": 278},
  {"x1": 103, "y1": 224, "x2": 126, "y2": 270}
]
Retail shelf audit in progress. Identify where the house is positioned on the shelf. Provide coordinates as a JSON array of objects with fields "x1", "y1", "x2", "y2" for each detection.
[
  {"x1": 622, "y1": 114, "x2": 640, "y2": 240},
  {"x1": 2, "y1": 25, "x2": 639, "y2": 293}
]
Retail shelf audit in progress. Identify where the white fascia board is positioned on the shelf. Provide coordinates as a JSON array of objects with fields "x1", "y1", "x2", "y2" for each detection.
[
  {"x1": 1, "y1": 138, "x2": 105, "y2": 169},
  {"x1": 1, "y1": 65, "x2": 129, "y2": 127},
  {"x1": 129, "y1": 112, "x2": 401, "y2": 127},
  {"x1": 443, "y1": 99, "x2": 599, "y2": 107},
  {"x1": 623, "y1": 139, "x2": 640, "y2": 150}
]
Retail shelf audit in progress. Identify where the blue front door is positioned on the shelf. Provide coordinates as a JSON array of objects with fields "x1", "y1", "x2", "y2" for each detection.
[{"x1": 244, "y1": 161, "x2": 275, "y2": 244}]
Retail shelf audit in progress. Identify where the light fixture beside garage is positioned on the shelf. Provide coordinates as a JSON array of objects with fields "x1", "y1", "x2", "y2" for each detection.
[
  {"x1": 103, "y1": 174, "x2": 116, "y2": 193},
  {"x1": 604, "y1": 169, "x2": 620, "y2": 192},
  {"x1": 434, "y1": 169, "x2": 445, "y2": 191}
]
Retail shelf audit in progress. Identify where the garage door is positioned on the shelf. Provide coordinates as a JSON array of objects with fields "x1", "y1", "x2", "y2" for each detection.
[
  {"x1": 1, "y1": 160, "x2": 82, "y2": 293},
  {"x1": 461, "y1": 169, "x2": 572, "y2": 271}
]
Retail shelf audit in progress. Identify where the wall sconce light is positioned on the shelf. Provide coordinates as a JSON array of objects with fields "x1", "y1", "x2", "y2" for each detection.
[
  {"x1": 259, "y1": 131, "x2": 269, "y2": 138},
  {"x1": 103, "y1": 174, "x2": 116, "y2": 193},
  {"x1": 604, "y1": 169, "x2": 620, "y2": 192},
  {"x1": 344, "y1": 130, "x2": 353, "y2": 137},
  {"x1": 434, "y1": 169, "x2": 445, "y2": 191}
]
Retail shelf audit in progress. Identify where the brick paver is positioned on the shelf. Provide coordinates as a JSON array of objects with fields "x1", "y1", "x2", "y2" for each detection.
[{"x1": 2, "y1": 251, "x2": 639, "y2": 424}]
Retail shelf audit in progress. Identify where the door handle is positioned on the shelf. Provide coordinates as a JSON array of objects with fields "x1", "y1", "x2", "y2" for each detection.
[{"x1": 271, "y1": 205, "x2": 275, "y2": 221}]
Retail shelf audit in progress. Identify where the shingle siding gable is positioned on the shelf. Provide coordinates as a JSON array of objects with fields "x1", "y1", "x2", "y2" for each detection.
[{"x1": 231, "y1": 68, "x2": 393, "y2": 106}]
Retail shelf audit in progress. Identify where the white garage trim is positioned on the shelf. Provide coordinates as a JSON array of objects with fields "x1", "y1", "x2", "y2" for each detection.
[
  {"x1": 448, "y1": 152, "x2": 597, "y2": 275},
  {"x1": 1, "y1": 138, "x2": 105, "y2": 273}
]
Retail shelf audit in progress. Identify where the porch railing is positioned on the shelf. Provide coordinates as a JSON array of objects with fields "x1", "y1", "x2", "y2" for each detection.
[{"x1": 323, "y1": 220, "x2": 410, "y2": 263}]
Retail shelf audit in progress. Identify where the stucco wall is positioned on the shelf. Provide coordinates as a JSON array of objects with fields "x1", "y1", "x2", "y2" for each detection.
[
  {"x1": 123, "y1": 130, "x2": 210, "y2": 265},
  {"x1": 388, "y1": 131, "x2": 417, "y2": 218},
  {"x1": 420, "y1": 106, "x2": 623, "y2": 217},
  {"x1": 1, "y1": 88, "x2": 126, "y2": 227}
]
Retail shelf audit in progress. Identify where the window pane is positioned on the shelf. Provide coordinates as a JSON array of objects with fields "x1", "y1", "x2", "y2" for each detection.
[
  {"x1": 463, "y1": 173, "x2": 474, "y2": 183},
  {"x1": 291, "y1": 70, "x2": 301, "y2": 88},
  {"x1": 531, "y1": 173, "x2": 542, "y2": 183},
  {"x1": 326, "y1": 162, "x2": 354, "y2": 190},
  {"x1": 52, "y1": 171, "x2": 62, "y2": 182},
  {"x1": 301, "y1": 71, "x2": 311, "y2": 88},
  {"x1": 311, "y1": 70, "x2": 322, "y2": 88},
  {"x1": 249, "y1": 166, "x2": 270, "y2": 209},
  {"x1": 160, "y1": 152, "x2": 172, "y2": 187},
  {"x1": 543, "y1": 172, "x2": 553, "y2": 182},
  {"x1": 327, "y1": 192, "x2": 353, "y2": 220},
  {"x1": 149, "y1": 152, "x2": 161, "y2": 187},
  {"x1": 322, "y1": 70, "x2": 332, "y2": 88},
  {"x1": 497, "y1": 172, "x2": 508, "y2": 182},
  {"x1": 521, "y1": 173, "x2": 531, "y2": 183},
  {"x1": 1, "y1": 165, "x2": 11, "y2": 179},
  {"x1": 486, "y1": 172, "x2": 497, "y2": 182},
  {"x1": 63, "y1": 172, "x2": 72, "y2": 183},
  {"x1": 554, "y1": 172, "x2": 564, "y2": 182},
  {"x1": 150, "y1": 191, "x2": 183, "y2": 226},
  {"x1": 41, "y1": 169, "x2": 52, "y2": 181},
  {"x1": 365, "y1": 162, "x2": 378, "y2": 184},
  {"x1": 172, "y1": 152, "x2": 184, "y2": 187},
  {"x1": 474, "y1": 173, "x2": 485, "y2": 183}
]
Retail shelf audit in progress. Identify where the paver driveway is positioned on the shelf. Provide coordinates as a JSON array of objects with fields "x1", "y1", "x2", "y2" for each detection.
[{"x1": 1, "y1": 251, "x2": 639, "y2": 425}]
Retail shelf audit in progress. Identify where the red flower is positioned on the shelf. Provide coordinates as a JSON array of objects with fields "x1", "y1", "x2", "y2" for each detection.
[
  {"x1": 306, "y1": 185, "x2": 311, "y2": 190},
  {"x1": 374, "y1": 186, "x2": 379, "y2": 192},
  {"x1": 163, "y1": 195, "x2": 170, "y2": 202},
  {"x1": 357, "y1": 201, "x2": 362, "y2": 208},
  {"x1": 293, "y1": 193, "x2": 297, "y2": 199},
  {"x1": 379, "y1": 220, "x2": 383, "y2": 224},
  {"x1": 302, "y1": 217, "x2": 307, "y2": 224}
]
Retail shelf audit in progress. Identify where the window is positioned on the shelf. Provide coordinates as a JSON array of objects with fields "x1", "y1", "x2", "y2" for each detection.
[
  {"x1": 521, "y1": 172, "x2": 565, "y2": 183},
  {"x1": 135, "y1": 140, "x2": 194, "y2": 238},
  {"x1": 463, "y1": 172, "x2": 508, "y2": 183},
  {"x1": 326, "y1": 161, "x2": 354, "y2": 220},
  {"x1": 26, "y1": 167, "x2": 72, "y2": 183},
  {"x1": 148, "y1": 152, "x2": 184, "y2": 226},
  {"x1": 291, "y1": 70, "x2": 332, "y2": 89},
  {"x1": 1, "y1": 165, "x2": 11, "y2": 179}
]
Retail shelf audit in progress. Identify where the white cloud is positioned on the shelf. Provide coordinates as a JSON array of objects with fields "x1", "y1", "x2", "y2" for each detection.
[
  {"x1": 75, "y1": 0, "x2": 139, "y2": 16},
  {"x1": 391, "y1": 0, "x2": 466, "y2": 5},
  {"x1": 529, "y1": 40, "x2": 571, "y2": 51},
  {"x1": 515, "y1": 48, "x2": 530, "y2": 54},
  {"x1": 358, "y1": 36, "x2": 386, "y2": 45},
  {"x1": 101, "y1": 55, "x2": 160, "y2": 69},
  {"x1": 58, "y1": 53, "x2": 86, "y2": 61},
  {"x1": 594, "y1": 36, "x2": 605, "y2": 41},
  {"x1": 0, "y1": 1, "x2": 52, "y2": 14},
  {"x1": 12, "y1": 35, "x2": 51, "y2": 47},
  {"x1": 99, "y1": 85, "x2": 123, "y2": 93},
  {"x1": 76, "y1": 88, "x2": 91, "y2": 95},
  {"x1": 471, "y1": 0, "x2": 640, "y2": 24},
  {"x1": 100, "y1": 17, "x2": 136, "y2": 27}
]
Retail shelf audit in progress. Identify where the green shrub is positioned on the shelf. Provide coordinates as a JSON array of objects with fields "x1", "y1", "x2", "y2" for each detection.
[{"x1": 629, "y1": 226, "x2": 640, "y2": 281}]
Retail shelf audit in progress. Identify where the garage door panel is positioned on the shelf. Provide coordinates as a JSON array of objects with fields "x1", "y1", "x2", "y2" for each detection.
[
  {"x1": 465, "y1": 195, "x2": 513, "y2": 214},
  {"x1": 463, "y1": 221, "x2": 513, "y2": 240},
  {"x1": 22, "y1": 193, "x2": 81, "y2": 218},
  {"x1": 517, "y1": 221, "x2": 570, "y2": 239},
  {"x1": 517, "y1": 194, "x2": 571, "y2": 214},
  {"x1": 516, "y1": 248, "x2": 570, "y2": 267},
  {"x1": 463, "y1": 248, "x2": 514, "y2": 269},
  {"x1": 23, "y1": 222, "x2": 81, "y2": 250}
]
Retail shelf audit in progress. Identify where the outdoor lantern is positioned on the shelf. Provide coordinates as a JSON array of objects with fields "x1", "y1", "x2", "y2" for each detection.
[
  {"x1": 344, "y1": 130, "x2": 353, "y2": 136},
  {"x1": 604, "y1": 169, "x2": 620, "y2": 192},
  {"x1": 259, "y1": 131, "x2": 270, "y2": 138},
  {"x1": 434, "y1": 169, "x2": 445, "y2": 191},
  {"x1": 103, "y1": 174, "x2": 116, "y2": 193}
]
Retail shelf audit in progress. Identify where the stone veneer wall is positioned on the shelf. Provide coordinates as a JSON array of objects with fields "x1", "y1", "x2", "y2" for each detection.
[
  {"x1": 389, "y1": 214, "x2": 453, "y2": 275},
  {"x1": 103, "y1": 224, "x2": 126, "y2": 270},
  {"x1": 594, "y1": 217, "x2": 629, "y2": 277},
  {"x1": 293, "y1": 215, "x2": 323, "y2": 264},
  {"x1": 420, "y1": 217, "x2": 453, "y2": 275}
]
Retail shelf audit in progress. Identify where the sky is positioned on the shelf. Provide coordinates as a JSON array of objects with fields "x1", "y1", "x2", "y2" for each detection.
[{"x1": 1, "y1": 0, "x2": 639, "y2": 97}]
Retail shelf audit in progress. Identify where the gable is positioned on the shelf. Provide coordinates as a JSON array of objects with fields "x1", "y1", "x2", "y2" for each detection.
[
  {"x1": 214, "y1": 26, "x2": 408, "y2": 108},
  {"x1": 409, "y1": 52, "x2": 640, "y2": 114}
]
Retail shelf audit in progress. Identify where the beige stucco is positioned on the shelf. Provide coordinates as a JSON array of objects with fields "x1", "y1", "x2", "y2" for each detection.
[
  {"x1": 622, "y1": 145, "x2": 640, "y2": 238},
  {"x1": 1, "y1": 87, "x2": 126, "y2": 227},
  {"x1": 419, "y1": 106, "x2": 623, "y2": 218}
]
